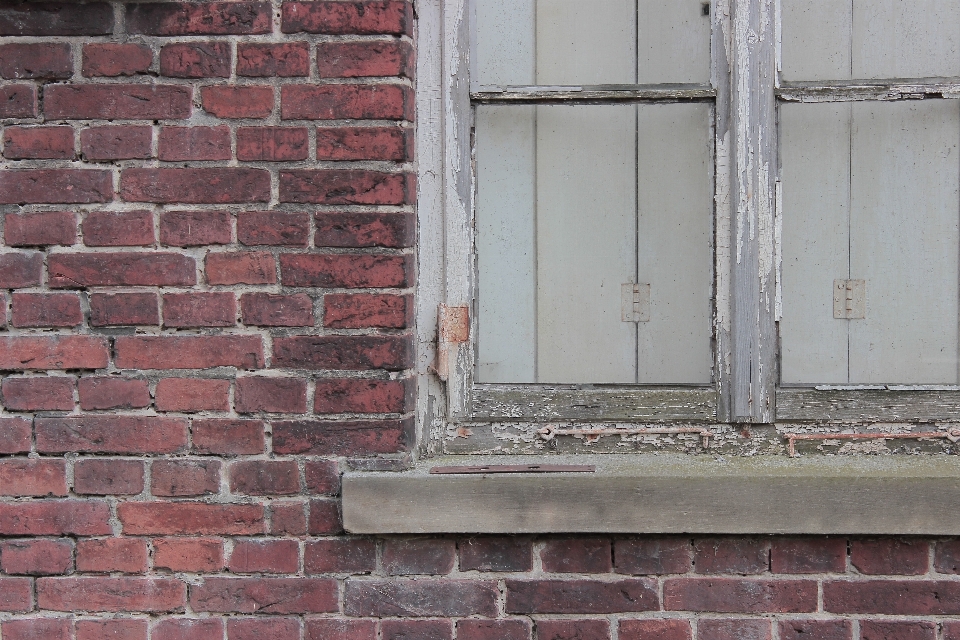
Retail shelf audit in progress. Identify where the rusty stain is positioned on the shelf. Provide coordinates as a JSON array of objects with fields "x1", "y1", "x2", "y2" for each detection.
[
  {"x1": 784, "y1": 428, "x2": 960, "y2": 457},
  {"x1": 538, "y1": 425, "x2": 714, "y2": 448},
  {"x1": 439, "y1": 304, "x2": 469, "y2": 343},
  {"x1": 455, "y1": 426, "x2": 473, "y2": 438}
]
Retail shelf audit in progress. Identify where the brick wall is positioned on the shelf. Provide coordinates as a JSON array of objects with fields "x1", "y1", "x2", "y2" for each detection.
[{"x1": 1, "y1": 2, "x2": 958, "y2": 639}]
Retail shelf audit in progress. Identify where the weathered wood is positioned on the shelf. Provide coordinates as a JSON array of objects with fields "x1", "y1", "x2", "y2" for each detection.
[
  {"x1": 470, "y1": 385, "x2": 716, "y2": 421},
  {"x1": 472, "y1": 86, "x2": 716, "y2": 103},
  {"x1": 778, "y1": 82, "x2": 960, "y2": 102},
  {"x1": 777, "y1": 388, "x2": 960, "y2": 421}
]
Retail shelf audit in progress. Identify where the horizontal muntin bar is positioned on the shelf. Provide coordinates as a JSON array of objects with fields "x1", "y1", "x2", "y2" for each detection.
[
  {"x1": 471, "y1": 84, "x2": 715, "y2": 104},
  {"x1": 778, "y1": 78, "x2": 960, "y2": 102}
]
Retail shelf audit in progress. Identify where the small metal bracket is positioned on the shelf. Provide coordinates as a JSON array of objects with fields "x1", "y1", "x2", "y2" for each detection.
[
  {"x1": 622, "y1": 283, "x2": 651, "y2": 322},
  {"x1": 833, "y1": 279, "x2": 866, "y2": 319},
  {"x1": 437, "y1": 304, "x2": 469, "y2": 381}
]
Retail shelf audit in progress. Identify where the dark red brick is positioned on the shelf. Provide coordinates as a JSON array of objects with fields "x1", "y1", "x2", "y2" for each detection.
[
  {"x1": 316, "y1": 125, "x2": 409, "y2": 161},
  {"x1": 306, "y1": 620, "x2": 376, "y2": 640},
  {"x1": 936, "y1": 539, "x2": 960, "y2": 573},
  {"x1": 76, "y1": 619, "x2": 147, "y2": 640},
  {"x1": 344, "y1": 579, "x2": 498, "y2": 617},
  {"x1": 45, "y1": 85, "x2": 191, "y2": 120},
  {"x1": 4, "y1": 126, "x2": 74, "y2": 159},
  {"x1": 192, "y1": 419, "x2": 265, "y2": 455},
  {"x1": 115, "y1": 336, "x2": 264, "y2": 369},
  {"x1": 77, "y1": 538, "x2": 148, "y2": 573},
  {"x1": 778, "y1": 620, "x2": 852, "y2": 640},
  {"x1": 154, "y1": 618, "x2": 223, "y2": 640},
  {"x1": 0, "y1": 3, "x2": 113, "y2": 36},
  {"x1": 49, "y1": 252, "x2": 196, "y2": 288},
  {"x1": 152, "y1": 459, "x2": 221, "y2": 496},
  {"x1": 0, "y1": 577, "x2": 32, "y2": 611},
  {"x1": 0, "y1": 539, "x2": 73, "y2": 575},
  {"x1": 943, "y1": 622, "x2": 960, "y2": 640},
  {"x1": 228, "y1": 618, "x2": 302, "y2": 640},
  {"x1": 238, "y1": 42, "x2": 310, "y2": 76},
  {"x1": 159, "y1": 126, "x2": 231, "y2": 161},
  {"x1": 317, "y1": 40, "x2": 413, "y2": 78},
  {"x1": 162, "y1": 292, "x2": 236, "y2": 328},
  {"x1": 11, "y1": 293, "x2": 81, "y2": 328},
  {"x1": 206, "y1": 251, "x2": 277, "y2": 285},
  {"x1": 79, "y1": 377, "x2": 150, "y2": 411},
  {"x1": 202, "y1": 85, "x2": 274, "y2": 118},
  {"x1": 460, "y1": 538, "x2": 533, "y2": 572},
  {"x1": 308, "y1": 498, "x2": 342, "y2": 534},
  {"x1": 305, "y1": 459, "x2": 340, "y2": 495},
  {"x1": 0, "y1": 335, "x2": 108, "y2": 370},
  {"x1": 238, "y1": 210, "x2": 308, "y2": 246},
  {"x1": 541, "y1": 538, "x2": 612, "y2": 573},
  {"x1": 270, "y1": 502, "x2": 307, "y2": 535},
  {"x1": 0, "y1": 85, "x2": 37, "y2": 118},
  {"x1": 235, "y1": 375, "x2": 307, "y2": 413},
  {"x1": 850, "y1": 538, "x2": 929, "y2": 575},
  {"x1": 282, "y1": 254, "x2": 409, "y2": 287},
  {"x1": 241, "y1": 293, "x2": 313, "y2": 327},
  {"x1": 37, "y1": 577, "x2": 186, "y2": 612},
  {"x1": 0, "y1": 500, "x2": 112, "y2": 536},
  {"x1": 126, "y1": 2, "x2": 272, "y2": 35},
  {"x1": 537, "y1": 620, "x2": 609, "y2": 640},
  {"x1": 619, "y1": 619, "x2": 692, "y2": 640},
  {"x1": 316, "y1": 211, "x2": 414, "y2": 248},
  {"x1": 81, "y1": 126, "x2": 153, "y2": 162},
  {"x1": 153, "y1": 537, "x2": 224, "y2": 572},
  {"x1": 281, "y1": 169, "x2": 412, "y2": 204},
  {"x1": 823, "y1": 579, "x2": 960, "y2": 614},
  {"x1": 314, "y1": 378, "x2": 410, "y2": 414},
  {"x1": 282, "y1": 1, "x2": 413, "y2": 35},
  {"x1": 237, "y1": 127, "x2": 309, "y2": 161},
  {"x1": 457, "y1": 620, "x2": 531, "y2": 640},
  {"x1": 155, "y1": 377, "x2": 230, "y2": 412},
  {"x1": 160, "y1": 41, "x2": 230, "y2": 78},
  {"x1": 1, "y1": 375, "x2": 75, "y2": 410},
  {"x1": 693, "y1": 537, "x2": 768, "y2": 574},
  {"x1": 382, "y1": 620, "x2": 452, "y2": 640},
  {"x1": 0, "y1": 417, "x2": 32, "y2": 454},
  {"x1": 1, "y1": 618, "x2": 72, "y2": 640},
  {"x1": 0, "y1": 251, "x2": 42, "y2": 288},
  {"x1": 121, "y1": 168, "x2": 270, "y2": 204},
  {"x1": 663, "y1": 578, "x2": 817, "y2": 613},
  {"x1": 74, "y1": 458, "x2": 145, "y2": 495},
  {"x1": 0, "y1": 459, "x2": 67, "y2": 496},
  {"x1": 83, "y1": 43, "x2": 153, "y2": 76},
  {"x1": 230, "y1": 460, "x2": 299, "y2": 495},
  {"x1": 324, "y1": 293, "x2": 410, "y2": 328},
  {"x1": 771, "y1": 538, "x2": 847, "y2": 574},
  {"x1": 0, "y1": 169, "x2": 112, "y2": 204},
  {"x1": 119, "y1": 502, "x2": 264, "y2": 535},
  {"x1": 229, "y1": 539, "x2": 299, "y2": 574},
  {"x1": 0, "y1": 43, "x2": 71, "y2": 79},
  {"x1": 160, "y1": 210, "x2": 232, "y2": 246},
  {"x1": 283, "y1": 84, "x2": 411, "y2": 121},
  {"x1": 383, "y1": 539, "x2": 455, "y2": 575},
  {"x1": 698, "y1": 619, "x2": 771, "y2": 640},
  {"x1": 190, "y1": 577, "x2": 338, "y2": 613},
  {"x1": 82, "y1": 210, "x2": 154, "y2": 246},
  {"x1": 273, "y1": 418, "x2": 411, "y2": 455},
  {"x1": 5, "y1": 210, "x2": 76, "y2": 247},
  {"x1": 305, "y1": 538, "x2": 375, "y2": 574},
  {"x1": 89, "y1": 293, "x2": 160, "y2": 326},
  {"x1": 860, "y1": 621, "x2": 935, "y2": 640},
  {"x1": 36, "y1": 416, "x2": 188, "y2": 454},
  {"x1": 273, "y1": 335, "x2": 413, "y2": 370}
]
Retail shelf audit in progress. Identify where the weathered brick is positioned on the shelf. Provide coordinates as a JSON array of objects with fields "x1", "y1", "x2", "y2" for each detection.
[
  {"x1": 192, "y1": 419, "x2": 265, "y2": 455},
  {"x1": 228, "y1": 618, "x2": 301, "y2": 640},
  {"x1": 230, "y1": 460, "x2": 299, "y2": 495},
  {"x1": 304, "y1": 538, "x2": 375, "y2": 574},
  {"x1": 156, "y1": 377, "x2": 231, "y2": 411},
  {"x1": 771, "y1": 538, "x2": 847, "y2": 574},
  {"x1": 160, "y1": 210, "x2": 231, "y2": 247},
  {"x1": 1, "y1": 375, "x2": 75, "y2": 410},
  {"x1": 121, "y1": 168, "x2": 270, "y2": 204},
  {"x1": 37, "y1": 416, "x2": 188, "y2": 454},
  {"x1": 541, "y1": 538, "x2": 612, "y2": 573},
  {"x1": 305, "y1": 619, "x2": 377, "y2": 640},
  {"x1": 49, "y1": 252, "x2": 196, "y2": 287},
  {"x1": 77, "y1": 538, "x2": 148, "y2": 573},
  {"x1": 162, "y1": 292, "x2": 236, "y2": 328},
  {"x1": 191, "y1": 577, "x2": 338, "y2": 613},
  {"x1": 0, "y1": 578, "x2": 32, "y2": 611},
  {"x1": 282, "y1": 254, "x2": 409, "y2": 287},
  {"x1": 308, "y1": 498, "x2": 342, "y2": 534},
  {"x1": 693, "y1": 537, "x2": 768, "y2": 575},
  {"x1": 942, "y1": 622, "x2": 960, "y2": 640},
  {"x1": 45, "y1": 85, "x2": 191, "y2": 120},
  {"x1": 74, "y1": 458, "x2": 145, "y2": 495},
  {"x1": 850, "y1": 538, "x2": 929, "y2": 575},
  {"x1": 316, "y1": 126, "x2": 410, "y2": 161},
  {"x1": 274, "y1": 335, "x2": 412, "y2": 371},
  {"x1": 460, "y1": 537, "x2": 533, "y2": 572},
  {"x1": 202, "y1": 85, "x2": 274, "y2": 118},
  {"x1": 238, "y1": 42, "x2": 310, "y2": 76},
  {"x1": 0, "y1": 459, "x2": 66, "y2": 496},
  {"x1": 0, "y1": 169, "x2": 112, "y2": 204},
  {"x1": 823, "y1": 579, "x2": 960, "y2": 614},
  {"x1": 89, "y1": 293, "x2": 160, "y2": 326},
  {"x1": 160, "y1": 42, "x2": 230, "y2": 78},
  {"x1": 153, "y1": 537, "x2": 224, "y2": 572},
  {"x1": 698, "y1": 619, "x2": 771, "y2": 640},
  {"x1": 4, "y1": 126, "x2": 74, "y2": 160},
  {"x1": 663, "y1": 578, "x2": 817, "y2": 613},
  {"x1": 860, "y1": 621, "x2": 935, "y2": 640},
  {"x1": 382, "y1": 620, "x2": 452, "y2": 640},
  {"x1": 82, "y1": 210, "x2": 154, "y2": 246},
  {"x1": 345, "y1": 579, "x2": 498, "y2": 617},
  {"x1": 11, "y1": 293, "x2": 82, "y2": 328},
  {"x1": 282, "y1": 84, "x2": 411, "y2": 120},
  {"x1": 154, "y1": 618, "x2": 223, "y2": 640},
  {"x1": 536, "y1": 620, "x2": 609, "y2": 640},
  {"x1": 324, "y1": 293, "x2": 410, "y2": 328},
  {"x1": 0, "y1": 416, "x2": 32, "y2": 454},
  {"x1": 619, "y1": 619, "x2": 692, "y2": 640},
  {"x1": 778, "y1": 619, "x2": 852, "y2": 640},
  {"x1": 1, "y1": 618, "x2": 72, "y2": 640},
  {"x1": 316, "y1": 211, "x2": 413, "y2": 248},
  {"x1": 237, "y1": 127, "x2": 309, "y2": 161},
  {"x1": 206, "y1": 251, "x2": 277, "y2": 285},
  {"x1": 300, "y1": 462, "x2": 336, "y2": 499},
  {"x1": 317, "y1": 41, "x2": 413, "y2": 78},
  {"x1": 508, "y1": 579, "x2": 659, "y2": 614},
  {"x1": 159, "y1": 126, "x2": 231, "y2": 161},
  {"x1": 281, "y1": 170, "x2": 413, "y2": 204},
  {"x1": 273, "y1": 418, "x2": 411, "y2": 455},
  {"x1": 76, "y1": 619, "x2": 147, "y2": 640},
  {"x1": 151, "y1": 459, "x2": 221, "y2": 496},
  {"x1": 936, "y1": 539, "x2": 960, "y2": 573},
  {"x1": 238, "y1": 210, "x2": 309, "y2": 246},
  {"x1": 82, "y1": 43, "x2": 153, "y2": 76},
  {"x1": 0, "y1": 539, "x2": 73, "y2": 576},
  {"x1": 37, "y1": 577, "x2": 186, "y2": 612},
  {"x1": 81, "y1": 127, "x2": 153, "y2": 162},
  {"x1": 0, "y1": 336, "x2": 108, "y2": 370},
  {"x1": 457, "y1": 619, "x2": 532, "y2": 640},
  {"x1": 126, "y1": 2, "x2": 272, "y2": 35},
  {"x1": 115, "y1": 336, "x2": 264, "y2": 369},
  {"x1": 119, "y1": 502, "x2": 264, "y2": 535},
  {"x1": 5, "y1": 211, "x2": 76, "y2": 247},
  {"x1": 282, "y1": 1, "x2": 413, "y2": 35},
  {"x1": 0, "y1": 85, "x2": 37, "y2": 118},
  {"x1": 270, "y1": 502, "x2": 307, "y2": 536},
  {"x1": 383, "y1": 539, "x2": 455, "y2": 575},
  {"x1": 0, "y1": 500, "x2": 112, "y2": 536},
  {"x1": 0, "y1": 43, "x2": 71, "y2": 79},
  {"x1": 241, "y1": 293, "x2": 314, "y2": 327},
  {"x1": 229, "y1": 539, "x2": 299, "y2": 573},
  {"x1": 0, "y1": 251, "x2": 42, "y2": 288},
  {"x1": 617, "y1": 539, "x2": 694, "y2": 575},
  {"x1": 0, "y1": 3, "x2": 113, "y2": 35}
]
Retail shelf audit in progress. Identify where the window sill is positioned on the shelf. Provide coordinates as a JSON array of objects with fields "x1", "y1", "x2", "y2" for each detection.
[{"x1": 342, "y1": 454, "x2": 960, "y2": 534}]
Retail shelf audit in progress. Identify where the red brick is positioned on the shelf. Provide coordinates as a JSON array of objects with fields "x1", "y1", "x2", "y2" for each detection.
[
  {"x1": 12, "y1": 293, "x2": 82, "y2": 328},
  {"x1": 37, "y1": 577, "x2": 186, "y2": 612},
  {"x1": 89, "y1": 293, "x2": 160, "y2": 326},
  {"x1": 282, "y1": 1, "x2": 412, "y2": 35},
  {"x1": 0, "y1": 459, "x2": 66, "y2": 496},
  {"x1": 943, "y1": 622, "x2": 960, "y2": 640},
  {"x1": 202, "y1": 85, "x2": 274, "y2": 118},
  {"x1": 76, "y1": 620, "x2": 147, "y2": 640},
  {"x1": 115, "y1": 336, "x2": 264, "y2": 370},
  {"x1": 936, "y1": 539, "x2": 960, "y2": 573},
  {"x1": 281, "y1": 170, "x2": 412, "y2": 204},
  {"x1": 121, "y1": 168, "x2": 270, "y2": 204},
  {"x1": 0, "y1": 3, "x2": 113, "y2": 35},
  {"x1": 663, "y1": 578, "x2": 817, "y2": 613},
  {"x1": 282, "y1": 254, "x2": 409, "y2": 287},
  {"x1": 0, "y1": 43, "x2": 71, "y2": 79},
  {"x1": 305, "y1": 458, "x2": 340, "y2": 494},
  {"x1": 1, "y1": 376, "x2": 75, "y2": 410},
  {"x1": 82, "y1": 210, "x2": 154, "y2": 246},
  {"x1": 274, "y1": 335, "x2": 412, "y2": 371},
  {"x1": 4, "y1": 126, "x2": 74, "y2": 159},
  {"x1": 537, "y1": 620, "x2": 609, "y2": 640},
  {"x1": 0, "y1": 416, "x2": 32, "y2": 454},
  {"x1": 283, "y1": 84, "x2": 411, "y2": 120},
  {"x1": 81, "y1": 126, "x2": 153, "y2": 162},
  {"x1": 693, "y1": 537, "x2": 768, "y2": 574},
  {"x1": 206, "y1": 251, "x2": 276, "y2": 285},
  {"x1": 382, "y1": 620, "x2": 452, "y2": 640},
  {"x1": 850, "y1": 538, "x2": 929, "y2": 575},
  {"x1": 159, "y1": 126, "x2": 231, "y2": 161},
  {"x1": 308, "y1": 498, "x2": 342, "y2": 534},
  {"x1": 230, "y1": 460, "x2": 299, "y2": 495},
  {"x1": 228, "y1": 618, "x2": 301, "y2": 640},
  {"x1": 304, "y1": 538, "x2": 375, "y2": 574},
  {"x1": 45, "y1": 85, "x2": 191, "y2": 120},
  {"x1": 152, "y1": 459, "x2": 221, "y2": 496},
  {"x1": 541, "y1": 538, "x2": 612, "y2": 573},
  {"x1": 383, "y1": 539, "x2": 455, "y2": 575},
  {"x1": 619, "y1": 619, "x2": 692, "y2": 640},
  {"x1": 238, "y1": 210, "x2": 308, "y2": 246},
  {"x1": 160, "y1": 42, "x2": 230, "y2": 78},
  {"x1": 159, "y1": 210, "x2": 231, "y2": 248},
  {"x1": 270, "y1": 502, "x2": 307, "y2": 535},
  {"x1": 77, "y1": 538, "x2": 148, "y2": 573},
  {"x1": 49, "y1": 252, "x2": 196, "y2": 287},
  {"x1": 238, "y1": 42, "x2": 310, "y2": 76},
  {"x1": 235, "y1": 376, "x2": 307, "y2": 414},
  {"x1": 6, "y1": 211, "x2": 76, "y2": 247},
  {"x1": 0, "y1": 336, "x2": 108, "y2": 370},
  {"x1": 126, "y1": 2, "x2": 272, "y2": 35},
  {"x1": 153, "y1": 537, "x2": 224, "y2": 572},
  {"x1": 1, "y1": 618, "x2": 72, "y2": 640},
  {"x1": 0, "y1": 251, "x2": 42, "y2": 288},
  {"x1": 615, "y1": 539, "x2": 693, "y2": 575},
  {"x1": 317, "y1": 40, "x2": 413, "y2": 78},
  {"x1": 459, "y1": 537, "x2": 533, "y2": 572},
  {"x1": 0, "y1": 539, "x2": 74, "y2": 575},
  {"x1": 191, "y1": 577, "x2": 338, "y2": 613},
  {"x1": 457, "y1": 620, "x2": 531, "y2": 640},
  {"x1": 0, "y1": 500, "x2": 112, "y2": 536},
  {"x1": 860, "y1": 621, "x2": 934, "y2": 640},
  {"x1": 74, "y1": 458, "x2": 145, "y2": 495},
  {"x1": 154, "y1": 618, "x2": 223, "y2": 640},
  {"x1": 83, "y1": 43, "x2": 153, "y2": 76},
  {"x1": 771, "y1": 538, "x2": 847, "y2": 574},
  {"x1": 824, "y1": 579, "x2": 960, "y2": 614},
  {"x1": 240, "y1": 293, "x2": 313, "y2": 327},
  {"x1": 156, "y1": 377, "x2": 231, "y2": 412},
  {"x1": 0, "y1": 578, "x2": 33, "y2": 611},
  {"x1": 272, "y1": 418, "x2": 411, "y2": 455},
  {"x1": 324, "y1": 293, "x2": 410, "y2": 328},
  {"x1": 344, "y1": 579, "x2": 498, "y2": 617},
  {"x1": 306, "y1": 620, "x2": 376, "y2": 640},
  {"x1": 0, "y1": 85, "x2": 37, "y2": 118},
  {"x1": 229, "y1": 539, "x2": 299, "y2": 573},
  {"x1": 237, "y1": 126, "x2": 309, "y2": 161},
  {"x1": 119, "y1": 502, "x2": 264, "y2": 535},
  {"x1": 316, "y1": 211, "x2": 414, "y2": 248},
  {"x1": 316, "y1": 125, "x2": 409, "y2": 161},
  {"x1": 163, "y1": 292, "x2": 236, "y2": 328},
  {"x1": 0, "y1": 169, "x2": 112, "y2": 204},
  {"x1": 192, "y1": 419, "x2": 265, "y2": 455},
  {"x1": 778, "y1": 620, "x2": 852, "y2": 640},
  {"x1": 36, "y1": 416, "x2": 188, "y2": 454},
  {"x1": 698, "y1": 619, "x2": 771, "y2": 640}
]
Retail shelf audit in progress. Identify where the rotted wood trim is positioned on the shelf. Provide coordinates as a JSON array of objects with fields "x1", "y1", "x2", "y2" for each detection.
[
  {"x1": 777, "y1": 388, "x2": 960, "y2": 422},
  {"x1": 471, "y1": 85, "x2": 716, "y2": 103},
  {"x1": 470, "y1": 385, "x2": 717, "y2": 421},
  {"x1": 778, "y1": 80, "x2": 960, "y2": 102}
]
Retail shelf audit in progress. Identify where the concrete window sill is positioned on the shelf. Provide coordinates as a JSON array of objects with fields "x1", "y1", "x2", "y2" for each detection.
[{"x1": 343, "y1": 454, "x2": 960, "y2": 534}]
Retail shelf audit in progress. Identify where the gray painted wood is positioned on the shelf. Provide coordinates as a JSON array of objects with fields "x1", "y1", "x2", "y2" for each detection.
[
  {"x1": 853, "y1": 0, "x2": 960, "y2": 79},
  {"x1": 778, "y1": 81, "x2": 960, "y2": 101},
  {"x1": 474, "y1": 0, "x2": 535, "y2": 86},
  {"x1": 637, "y1": 0, "x2": 711, "y2": 84},
  {"x1": 778, "y1": 388, "x2": 960, "y2": 421},
  {"x1": 780, "y1": 0, "x2": 851, "y2": 81},
  {"x1": 472, "y1": 86, "x2": 716, "y2": 103}
]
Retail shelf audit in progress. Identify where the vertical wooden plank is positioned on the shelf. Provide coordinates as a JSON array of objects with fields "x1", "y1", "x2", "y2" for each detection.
[
  {"x1": 853, "y1": 0, "x2": 960, "y2": 79},
  {"x1": 780, "y1": 0, "x2": 851, "y2": 81},
  {"x1": 475, "y1": 105, "x2": 537, "y2": 382},
  {"x1": 636, "y1": 103, "x2": 713, "y2": 383},
  {"x1": 474, "y1": 0, "x2": 535, "y2": 86},
  {"x1": 536, "y1": 105, "x2": 638, "y2": 383},
  {"x1": 779, "y1": 102, "x2": 850, "y2": 384},
  {"x1": 637, "y1": 0, "x2": 711, "y2": 83},
  {"x1": 849, "y1": 101, "x2": 960, "y2": 384},
  {"x1": 536, "y1": 0, "x2": 636, "y2": 84},
  {"x1": 714, "y1": 0, "x2": 734, "y2": 420}
]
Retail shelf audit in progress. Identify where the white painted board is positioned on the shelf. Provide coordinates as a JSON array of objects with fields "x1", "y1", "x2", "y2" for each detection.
[
  {"x1": 637, "y1": 0, "x2": 711, "y2": 83},
  {"x1": 780, "y1": 0, "x2": 851, "y2": 81},
  {"x1": 536, "y1": 0, "x2": 637, "y2": 84},
  {"x1": 474, "y1": 0, "x2": 535, "y2": 86}
]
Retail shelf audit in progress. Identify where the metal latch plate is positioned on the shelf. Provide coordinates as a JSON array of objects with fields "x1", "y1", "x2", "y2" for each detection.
[
  {"x1": 621, "y1": 283, "x2": 650, "y2": 322},
  {"x1": 834, "y1": 279, "x2": 865, "y2": 319}
]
